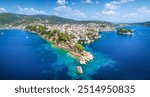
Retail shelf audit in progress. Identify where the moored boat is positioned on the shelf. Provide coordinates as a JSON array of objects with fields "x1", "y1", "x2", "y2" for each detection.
[{"x1": 76, "y1": 66, "x2": 83, "y2": 74}]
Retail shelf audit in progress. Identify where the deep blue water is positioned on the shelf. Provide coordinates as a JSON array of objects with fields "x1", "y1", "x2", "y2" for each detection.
[
  {"x1": 0, "y1": 26, "x2": 150, "y2": 80},
  {"x1": 88, "y1": 26, "x2": 150, "y2": 80},
  {"x1": 0, "y1": 30, "x2": 78, "y2": 80}
]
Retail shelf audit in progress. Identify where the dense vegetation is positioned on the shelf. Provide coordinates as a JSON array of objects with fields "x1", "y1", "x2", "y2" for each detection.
[
  {"x1": 25, "y1": 25, "x2": 72, "y2": 42},
  {"x1": 75, "y1": 43, "x2": 84, "y2": 51},
  {"x1": 58, "y1": 32, "x2": 71, "y2": 42},
  {"x1": 25, "y1": 25, "x2": 86, "y2": 52},
  {"x1": 117, "y1": 28, "x2": 133, "y2": 34}
]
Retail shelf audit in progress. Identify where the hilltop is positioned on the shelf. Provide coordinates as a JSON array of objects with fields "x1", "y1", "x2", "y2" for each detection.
[
  {"x1": 130, "y1": 22, "x2": 150, "y2": 27},
  {"x1": 0, "y1": 13, "x2": 112, "y2": 26}
]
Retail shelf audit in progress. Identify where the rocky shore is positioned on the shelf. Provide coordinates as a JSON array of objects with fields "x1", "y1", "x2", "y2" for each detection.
[{"x1": 40, "y1": 33, "x2": 94, "y2": 65}]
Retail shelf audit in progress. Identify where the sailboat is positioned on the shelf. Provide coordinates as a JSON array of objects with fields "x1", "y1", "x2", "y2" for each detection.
[
  {"x1": 1, "y1": 32, "x2": 4, "y2": 35},
  {"x1": 26, "y1": 36, "x2": 29, "y2": 39}
]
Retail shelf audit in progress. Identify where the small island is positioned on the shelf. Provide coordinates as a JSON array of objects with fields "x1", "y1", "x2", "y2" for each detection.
[{"x1": 117, "y1": 28, "x2": 133, "y2": 35}]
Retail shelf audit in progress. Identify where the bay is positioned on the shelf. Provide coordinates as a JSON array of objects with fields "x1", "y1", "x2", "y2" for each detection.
[{"x1": 0, "y1": 26, "x2": 150, "y2": 80}]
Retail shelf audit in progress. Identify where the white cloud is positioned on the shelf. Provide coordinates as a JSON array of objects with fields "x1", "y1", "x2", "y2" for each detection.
[
  {"x1": 104, "y1": 0, "x2": 135, "y2": 10},
  {"x1": 96, "y1": 12, "x2": 101, "y2": 15},
  {"x1": 73, "y1": 9, "x2": 86, "y2": 17},
  {"x1": 57, "y1": 0, "x2": 67, "y2": 5},
  {"x1": 123, "y1": 13, "x2": 138, "y2": 18},
  {"x1": 105, "y1": 3, "x2": 119, "y2": 10},
  {"x1": 82, "y1": 0, "x2": 93, "y2": 4},
  {"x1": 138, "y1": 7, "x2": 150, "y2": 14},
  {"x1": 55, "y1": 0, "x2": 86, "y2": 18},
  {"x1": 111, "y1": 0, "x2": 135, "y2": 5},
  {"x1": 17, "y1": 5, "x2": 47, "y2": 15},
  {"x1": 110, "y1": 0, "x2": 135, "y2": 4},
  {"x1": 55, "y1": 5, "x2": 86, "y2": 18},
  {"x1": 102, "y1": 0, "x2": 134, "y2": 18},
  {"x1": 0, "y1": 8, "x2": 6, "y2": 13},
  {"x1": 102, "y1": 10, "x2": 119, "y2": 15},
  {"x1": 54, "y1": 12, "x2": 59, "y2": 16},
  {"x1": 91, "y1": 12, "x2": 121, "y2": 22},
  {"x1": 85, "y1": 0, "x2": 93, "y2": 3},
  {"x1": 55, "y1": 5, "x2": 71, "y2": 12}
]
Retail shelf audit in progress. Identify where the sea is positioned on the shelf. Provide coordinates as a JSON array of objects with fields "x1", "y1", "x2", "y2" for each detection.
[{"x1": 0, "y1": 26, "x2": 150, "y2": 80}]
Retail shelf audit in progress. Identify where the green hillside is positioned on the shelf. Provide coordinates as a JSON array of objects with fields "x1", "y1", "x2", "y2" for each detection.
[{"x1": 0, "y1": 13, "x2": 112, "y2": 26}]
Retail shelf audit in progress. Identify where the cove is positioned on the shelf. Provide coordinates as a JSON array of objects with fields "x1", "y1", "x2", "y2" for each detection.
[{"x1": 0, "y1": 29, "x2": 78, "y2": 80}]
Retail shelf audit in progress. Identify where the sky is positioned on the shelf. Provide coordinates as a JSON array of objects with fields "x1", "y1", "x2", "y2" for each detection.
[{"x1": 0, "y1": 0, "x2": 150, "y2": 23}]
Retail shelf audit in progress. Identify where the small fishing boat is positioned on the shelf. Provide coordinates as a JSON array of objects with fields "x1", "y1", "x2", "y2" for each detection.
[{"x1": 77, "y1": 66, "x2": 83, "y2": 74}]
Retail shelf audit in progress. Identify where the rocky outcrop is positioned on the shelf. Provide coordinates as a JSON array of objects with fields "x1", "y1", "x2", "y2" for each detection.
[
  {"x1": 80, "y1": 52, "x2": 94, "y2": 65},
  {"x1": 117, "y1": 28, "x2": 134, "y2": 36}
]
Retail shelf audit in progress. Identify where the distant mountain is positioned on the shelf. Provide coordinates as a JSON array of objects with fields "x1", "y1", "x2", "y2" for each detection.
[
  {"x1": 0, "y1": 13, "x2": 76, "y2": 25},
  {"x1": 131, "y1": 22, "x2": 150, "y2": 27},
  {"x1": 0, "y1": 13, "x2": 23, "y2": 24},
  {"x1": 0, "y1": 13, "x2": 112, "y2": 26}
]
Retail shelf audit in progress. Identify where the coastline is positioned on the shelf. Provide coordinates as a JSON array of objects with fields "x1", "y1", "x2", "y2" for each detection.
[
  {"x1": 0, "y1": 28, "x2": 94, "y2": 65},
  {"x1": 0, "y1": 24, "x2": 114, "y2": 65},
  {"x1": 37, "y1": 31, "x2": 94, "y2": 65},
  {"x1": 0, "y1": 23, "x2": 114, "y2": 74}
]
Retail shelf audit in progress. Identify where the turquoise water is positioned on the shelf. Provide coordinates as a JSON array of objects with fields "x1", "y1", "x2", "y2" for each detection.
[{"x1": 0, "y1": 26, "x2": 150, "y2": 80}]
